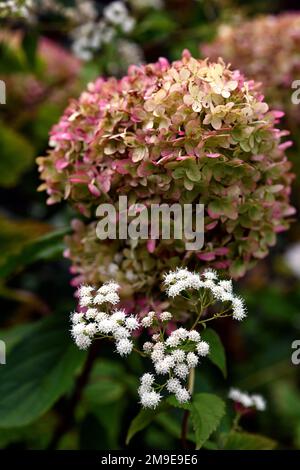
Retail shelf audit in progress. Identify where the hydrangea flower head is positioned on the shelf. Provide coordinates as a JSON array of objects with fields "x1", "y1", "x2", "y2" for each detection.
[{"x1": 38, "y1": 50, "x2": 294, "y2": 286}]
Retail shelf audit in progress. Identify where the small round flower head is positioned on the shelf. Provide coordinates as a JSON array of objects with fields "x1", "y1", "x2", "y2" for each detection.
[
  {"x1": 186, "y1": 352, "x2": 199, "y2": 368},
  {"x1": 167, "y1": 280, "x2": 188, "y2": 298},
  {"x1": 197, "y1": 341, "x2": 210, "y2": 357},
  {"x1": 125, "y1": 315, "x2": 140, "y2": 331},
  {"x1": 85, "y1": 308, "x2": 98, "y2": 319},
  {"x1": 95, "y1": 311, "x2": 107, "y2": 322},
  {"x1": 166, "y1": 378, "x2": 182, "y2": 393},
  {"x1": 165, "y1": 335, "x2": 180, "y2": 348},
  {"x1": 172, "y1": 349, "x2": 186, "y2": 363},
  {"x1": 72, "y1": 312, "x2": 83, "y2": 324},
  {"x1": 40, "y1": 51, "x2": 294, "y2": 284},
  {"x1": 140, "y1": 390, "x2": 161, "y2": 409},
  {"x1": 143, "y1": 341, "x2": 153, "y2": 353},
  {"x1": 251, "y1": 394, "x2": 267, "y2": 411},
  {"x1": 75, "y1": 334, "x2": 92, "y2": 349},
  {"x1": 155, "y1": 356, "x2": 175, "y2": 375},
  {"x1": 97, "y1": 281, "x2": 120, "y2": 295},
  {"x1": 219, "y1": 280, "x2": 233, "y2": 293},
  {"x1": 175, "y1": 387, "x2": 190, "y2": 403},
  {"x1": 152, "y1": 333, "x2": 161, "y2": 342},
  {"x1": 228, "y1": 388, "x2": 253, "y2": 408},
  {"x1": 174, "y1": 363, "x2": 189, "y2": 379},
  {"x1": 104, "y1": 291, "x2": 120, "y2": 305},
  {"x1": 188, "y1": 330, "x2": 201, "y2": 342},
  {"x1": 116, "y1": 338, "x2": 133, "y2": 356},
  {"x1": 160, "y1": 311, "x2": 173, "y2": 321},
  {"x1": 202, "y1": 269, "x2": 218, "y2": 281},
  {"x1": 84, "y1": 322, "x2": 98, "y2": 336},
  {"x1": 151, "y1": 346, "x2": 164, "y2": 361},
  {"x1": 141, "y1": 311, "x2": 155, "y2": 327},
  {"x1": 111, "y1": 309, "x2": 126, "y2": 322},
  {"x1": 93, "y1": 293, "x2": 106, "y2": 305}
]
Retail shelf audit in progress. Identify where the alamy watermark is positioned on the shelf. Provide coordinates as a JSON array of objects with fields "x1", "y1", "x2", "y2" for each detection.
[
  {"x1": 0, "y1": 80, "x2": 6, "y2": 104},
  {"x1": 291, "y1": 339, "x2": 300, "y2": 365},
  {"x1": 95, "y1": 196, "x2": 204, "y2": 250},
  {"x1": 0, "y1": 340, "x2": 6, "y2": 365}
]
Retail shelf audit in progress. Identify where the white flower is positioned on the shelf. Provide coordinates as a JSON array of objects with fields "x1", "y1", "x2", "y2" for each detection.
[
  {"x1": 143, "y1": 341, "x2": 153, "y2": 353},
  {"x1": 116, "y1": 338, "x2": 133, "y2": 356},
  {"x1": 166, "y1": 378, "x2": 182, "y2": 393},
  {"x1": 202, "y1": 269, "x2": 218, "y2": 280},
  {"x1": 113, "y1": 326, "x2": 131, "y2": 340},
  {"x1": 188, "y1": 330, "x2": 201, "y2": 342},
  {"x1": 93, "y1": 293, "x2": 106, "y2": 305},
  {"x1": 141, "y1": 373, "x2": 155, "y2": 387},
  {"x1": 125, "y1": 315, "x2": 140, "y2": 330},
  {"x1": 111, "y1": 309, "x2": 126, "y2": 322},
  {"x1": 174, "y1": 363, "x2": 189, "y2": 379},
  {"x1": 72, "y1": 312, "x2": 83, "y2": 324},
  {"x1": 219, "y1": 280, "x2": 233, "y2": 293},
  {"x1": 103, "y1": 1, "x2": 129, "y2": 25},
  {"x1": 95, "y1": 311, "x2": 108, "y2": 322},
  {"x1": 141, "y1": 311, "x2": 155, "y2": 327},
  {"x1": 121, "y1": 16, "x2": 136, "y2": 33},
  {"x1": 97, "y1": 281, "x2": 120, "y2": 295},
  {"x1": 232, "y1": 297, "x2": 247, "y2": 321},
  {"x1": 251, "y1": 394, "x2": 267, "y2": 411},
  {"x1": 71, "y1": 323, "x2": 86, "y2": 336},
  {"x1": 78, "y1": 285, "x2": 94, "y2": 297},
  {"x1": 165, "y1": 335, "x2": 180, "y2": 347},
  {"x1": 140, "y1": 390, "x2": 161, "y2": 409},
  {"x1": 151, "y1": 348, "x2": 164, "y2": 362},
  {"x1": 175, "y1": 387, "x2": 190, "y2": 403},
  {"x1": 86, "y1": 308, "x2": 98, "y2": 319},
  {"x1": 160, "y1": 311, "x2": 172, "y2": 321},
  {"x1": 172, "y1": 349, "x2": 186, "y2": 363},
  {"x1": 98, "y1": 318, "x2": 116, "y2": 334},
  {"x1": 228, "y1": 388, "x2": 265, "y2": 411},
  {"x1": 196, "y1": 341, "x2": 210, "y2": 356},
  {"x1": 84, "y1": 323, "x2": 98, "y2": 336},
  {"x1": 75, "y1": 334, "x2": 92, "y2": 350},
  {"x1": 79, "y1": 294, "x2": 93, "y2": 307},
  {"x1": 104, "y1": 292, "x2": 120, "y2": 305},
  {"x1": 167, "y1": 280, "x2": 189, "y2": 297},
  {"x1": 186, "y1": 352, "x2": 199, "y2": 368},
  {"x1": 155, "y1": 356, "x2": 175, "y2": 375}
]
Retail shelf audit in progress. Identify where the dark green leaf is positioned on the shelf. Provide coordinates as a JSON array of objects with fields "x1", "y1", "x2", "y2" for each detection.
[
  {"x1": 201, "y1": 328, "x2": 227, "y2": 377},
  {"x1": 0, "y1": 314, "x2": 87, "y2": 427},
  {"x1": 0, "y1": 123, "x2": 34, "y2": 187},
  {"x1": 0, "y1": 228, "x2": 70, "y2": 278},
  {"x1": 224, "y1": 431, "x2": 277, "y2": 450},
  {"x1": 126, "y1": 403, "x2": 168, "y2": 444}
]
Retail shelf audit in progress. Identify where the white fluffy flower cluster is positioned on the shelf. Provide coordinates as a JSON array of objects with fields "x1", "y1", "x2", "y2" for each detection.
[
  {"x1": 129, "y1": 0, "x2": 163, "y2": 10},
  {"x1": 164, "y1": 268, "x2": 247, "y2": 321},
  {"x1": 228, "y1": 388, "x2": 266, "y2": 411},
  {"x1": 71, "y1": 282, "x2": 140, "y2": 354},
  {"x1": 72, "y1": 0, "x2": 135, "y2": 60},
  {"x1": 138, "y1": 327, "x2": 210, "y2": 408},
  {"x1": 0, "y1": 0, "x2": 32, "y2": 17}
]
